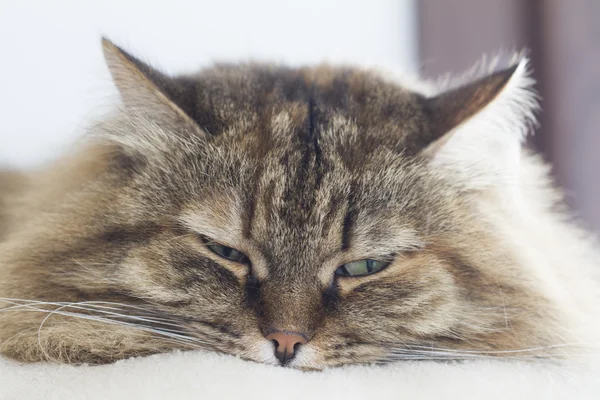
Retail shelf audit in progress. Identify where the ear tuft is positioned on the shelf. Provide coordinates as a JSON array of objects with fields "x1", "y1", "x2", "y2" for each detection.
[
  {"x1": 425, "y1": 63, "x2": 518, "y2": 141},
  {"x1": 424, "y1": 56, "x2": 539, "y2": 191}
]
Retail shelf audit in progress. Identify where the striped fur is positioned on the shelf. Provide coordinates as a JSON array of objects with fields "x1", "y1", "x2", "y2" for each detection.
[{"x1": 0, "y1": 40, "x2": 598, "y2": 369}]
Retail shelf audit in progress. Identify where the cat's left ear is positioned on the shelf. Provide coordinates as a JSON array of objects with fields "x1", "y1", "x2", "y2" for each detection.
[
  {"x1": 102, "y1": 38, "x2": 204, "y2": 136},
  {"x1": 419, "y1": 58, "x2": 538, "y2": 189}
]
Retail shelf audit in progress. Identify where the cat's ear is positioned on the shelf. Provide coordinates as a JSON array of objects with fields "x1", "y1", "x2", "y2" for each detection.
[
  {"x1": 102, "y1": 38, "x2": 203, "y2": 136},
  {"x1": 419, "y1": 58, "x2": 538, "y2": 190}
]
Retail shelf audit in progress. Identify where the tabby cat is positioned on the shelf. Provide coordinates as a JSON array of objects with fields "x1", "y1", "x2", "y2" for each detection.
[{"x1": 0, "y1": 39, "x2": 598, "y2": 369}]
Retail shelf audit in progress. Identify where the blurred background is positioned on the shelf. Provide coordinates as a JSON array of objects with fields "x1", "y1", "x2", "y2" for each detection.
[{"x1": 0, "y1": 0, "x2": 598, "y2": 232}]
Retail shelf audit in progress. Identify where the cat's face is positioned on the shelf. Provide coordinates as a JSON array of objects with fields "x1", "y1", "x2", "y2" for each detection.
[
  {"x1": 59, "y1": 41, "x2": 551, "y2": 369},
  {"x1": 0, "y1": 40, "x2": 560, "y2": 368},
  {"x1": 98, "y1": 117, "x2": 518, "y2": 369},
  {"x1": 104, "y1": 130, "x2": 472, "y2": 368}
]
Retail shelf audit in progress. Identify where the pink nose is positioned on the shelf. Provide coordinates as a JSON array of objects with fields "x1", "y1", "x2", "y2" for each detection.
[{"x1": 265, "y1": 330, "x2": 308, "y2": 364}]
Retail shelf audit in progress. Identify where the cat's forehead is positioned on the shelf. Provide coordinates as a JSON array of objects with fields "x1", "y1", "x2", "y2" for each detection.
[
  {"x1": 180, "y1": 134, "x2": 435, "y2": 258},
  {"x1": 175, "y1": 64, "x2": 439, "y2": 245},
  {"x1": 186, "y1": 64, "x2": 428, "y2": 159},
  {"x1": 158, "y1": 64, "x2": 451, "y2": 251}
]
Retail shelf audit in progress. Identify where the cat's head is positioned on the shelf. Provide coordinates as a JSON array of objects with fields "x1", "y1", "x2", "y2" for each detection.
[{"x1": 25, "y1": 39, "x2": 565, "y2": 368}]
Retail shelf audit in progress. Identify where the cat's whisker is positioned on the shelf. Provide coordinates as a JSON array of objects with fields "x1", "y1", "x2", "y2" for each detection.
[
  {"x1": 56, "y1": 301, "x2": 189, "y2": 326},
  {"x1": 17, "y1": 305, "x2": 195, "y2": 337},
  {"x1": 398, "y1": 342, "x2": 587, "y2": 355},
  {"x1": 380, "y1": 342, "x2": 590, "y2": 364},
  {"x1": 0, "y1": 301, "x2": 178, "y2": 327},
  {"x1": 378, "y1": 354, "x2": 554, "y2": 363},
  {"x1": 389, "y1": 350, "x2": 486, "y2": 359},
  {"x1": 32, "y1": 306, "x2": 210, "y2": 345},
  {"x1": 0, "y1": 298, "x2": 180, "y2": 321},
  {"x1": 386, "y1": 348, "x2": 562, "y2": 360},
  {"x1": 0, "y1": 298, "x2": 210, "y2": 350},
  {"x1": 377, "y1": 355, "x2": 548, "y2": 364}
]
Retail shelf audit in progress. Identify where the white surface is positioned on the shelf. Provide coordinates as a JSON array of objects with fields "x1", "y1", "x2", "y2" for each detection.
[
  {"x1": 1, "y1": 351, "x2": 599, "y2": 400},
  {"x1": 0, "y1": 0, "x2": 417, "y2": 168}
]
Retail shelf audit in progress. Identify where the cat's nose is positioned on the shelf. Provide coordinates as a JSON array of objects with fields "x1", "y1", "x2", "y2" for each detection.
[{"x1": 265, "y1": 330, "x2": 308, "y2": 364}]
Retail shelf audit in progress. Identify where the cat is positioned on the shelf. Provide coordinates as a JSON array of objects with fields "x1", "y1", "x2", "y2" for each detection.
[{"x1": 0, "y1": 38, "x2": 598, "y2": 369}]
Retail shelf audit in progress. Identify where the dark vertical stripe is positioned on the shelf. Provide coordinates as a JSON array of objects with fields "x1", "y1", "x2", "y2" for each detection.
[
  {"x1": 242, "y1": 193, "x2": 256, "y2": 239},
  {"x1": 308, "y1": 85, "x2": 317, "y2": 141},
  {"x1": 261, "y1": 179, "x2": 276, "y2": 228},
  {"x1": 309, "y1": 84, "x2": 324, "y2": 190},
  {"x1": 242, "y1": 167, "x2": 262, "y2": 239},
  {"x1": 341, "y1": 201, "x2": 355, "y2": 251}
]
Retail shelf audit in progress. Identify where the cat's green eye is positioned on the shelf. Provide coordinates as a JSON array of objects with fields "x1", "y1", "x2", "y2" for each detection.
[
  {"x1": 335, "y1": 259, "x2": 389, "y2": 277},
  {"x1": 206, "y1": 242, "x2": 248, "y2": 264}
]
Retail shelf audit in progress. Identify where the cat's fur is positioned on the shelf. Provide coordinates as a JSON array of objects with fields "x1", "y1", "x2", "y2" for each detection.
[{"x1": 0, "y1": 39, "x2": 598, "y2": 369}]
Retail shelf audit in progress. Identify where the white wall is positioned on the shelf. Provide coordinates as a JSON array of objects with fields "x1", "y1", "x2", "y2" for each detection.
[{"x1": 0, "y1": 0, "x2": 417, "y2": 168}]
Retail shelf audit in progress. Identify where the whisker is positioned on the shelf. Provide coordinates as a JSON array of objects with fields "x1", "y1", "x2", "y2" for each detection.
[
  {"x1": 379, "y1": 344, "x2": 590, "y2": 365},
  {"x1": 1, "y1": 300, "x2": 174, "y2": 324},
  {"x1": 0, "y1": 298, "x2": 211, "y2": 352},
  {"x1": 31, "y1": 306, "x2": 210, "y2": 344},
  {"x1": 399, "y1": 343, "x2": 588, "y2": 355},
  {"x1": 0, "y1": 298, "x2": 182, "y2": 323}
]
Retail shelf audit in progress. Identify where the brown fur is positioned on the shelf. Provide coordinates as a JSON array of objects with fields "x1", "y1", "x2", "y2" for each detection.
[{"x1": 0, "y1": 39, "x2": 594, "y2": 369}]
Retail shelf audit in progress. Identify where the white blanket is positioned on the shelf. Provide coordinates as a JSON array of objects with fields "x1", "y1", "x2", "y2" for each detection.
[{"x1": 1, "y1": 351, "x2": 599, "y2": 400}]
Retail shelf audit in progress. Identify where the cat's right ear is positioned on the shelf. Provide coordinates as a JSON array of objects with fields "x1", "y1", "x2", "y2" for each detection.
[{"x1": 102, "y1": 37, "x2": 204, "y2": 137}]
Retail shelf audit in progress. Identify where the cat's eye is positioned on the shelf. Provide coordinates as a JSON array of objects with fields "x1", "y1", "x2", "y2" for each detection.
[
  {"x1": 205, "y1": 242, "x2": 249, "y2": 264},
  {"x1": 335, "y1": 259, "x2": 389, "y2": 277}
]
